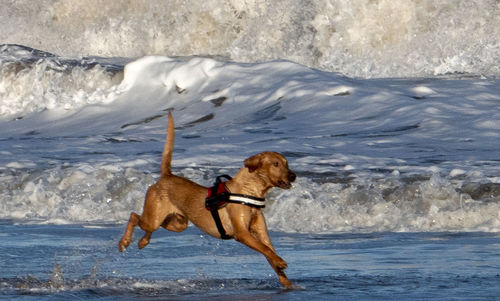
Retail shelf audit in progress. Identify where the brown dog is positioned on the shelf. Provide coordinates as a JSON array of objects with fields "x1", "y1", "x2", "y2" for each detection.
[{"x1": 118, "y1": 111, "x2": 296, "y2": 288}]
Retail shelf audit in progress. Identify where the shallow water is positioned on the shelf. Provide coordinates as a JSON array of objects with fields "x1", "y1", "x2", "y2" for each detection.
[{"x1": 1, "y1": 223, "x2": 499, "y2": 300}]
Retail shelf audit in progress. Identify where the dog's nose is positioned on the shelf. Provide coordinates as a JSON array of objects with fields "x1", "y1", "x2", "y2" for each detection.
[{"x1": 288, "y1": 172, "x2": 296, "y2": 182}]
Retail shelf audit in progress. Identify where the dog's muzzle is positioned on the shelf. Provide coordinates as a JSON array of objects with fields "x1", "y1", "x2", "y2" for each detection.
[{"x1": 278, "y1": 171, "x2": 296, "y2": 189}]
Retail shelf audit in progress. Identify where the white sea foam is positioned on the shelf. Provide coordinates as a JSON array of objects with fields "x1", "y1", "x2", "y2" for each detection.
[
  {"x1": 0, "y1": 164, "x2": 153, "y2": 223},
  {"x1": 267, "y1": 175, "x2": 500, "y2": 233},
  {"x1": 0, "y1": 54, "x2": 122, "y2": 118},
  {"x1": 1, "y1": 163, "x2": 500, "y2": 232},
  {"x1": 0, "y1": 0, "x2": 498, "y2": 78}
]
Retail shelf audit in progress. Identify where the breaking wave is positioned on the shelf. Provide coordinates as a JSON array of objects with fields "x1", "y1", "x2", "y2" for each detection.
[{"x1": 1, "y1": 0, "x2": 499, "y2": 78}]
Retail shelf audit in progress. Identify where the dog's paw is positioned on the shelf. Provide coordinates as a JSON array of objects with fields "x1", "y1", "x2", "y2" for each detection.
[
  {"x1": 138, "y1": 237, "x2": 150, "y2": 249},
  {"x1": 118, "y1": 239, "x2": 130, "y2": 252}
]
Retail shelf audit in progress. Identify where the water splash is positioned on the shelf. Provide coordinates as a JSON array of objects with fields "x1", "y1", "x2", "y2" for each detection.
[{"x1": 50, "y1": 255, "x2": 65, "y2": 289}]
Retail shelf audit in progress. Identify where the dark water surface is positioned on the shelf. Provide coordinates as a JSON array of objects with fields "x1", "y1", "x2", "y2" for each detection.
[{"x1": 1, "y1": 222, "x2": 499, "y2": 300}]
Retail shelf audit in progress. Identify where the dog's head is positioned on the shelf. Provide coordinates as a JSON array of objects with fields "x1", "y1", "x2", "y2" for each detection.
[{"x1": 244, "y1": 152, "x2": 296, "y2": 189}]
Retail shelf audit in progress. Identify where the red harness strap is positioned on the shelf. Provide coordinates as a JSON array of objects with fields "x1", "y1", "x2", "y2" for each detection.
[{"x1": 206, "y1": 181, "x2": 230, "y2": 210}]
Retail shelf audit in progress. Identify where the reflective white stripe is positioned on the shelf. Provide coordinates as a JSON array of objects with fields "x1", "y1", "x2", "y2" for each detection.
[{"x1": 229, "y1": 195, "x2": 265, "y2": 207}]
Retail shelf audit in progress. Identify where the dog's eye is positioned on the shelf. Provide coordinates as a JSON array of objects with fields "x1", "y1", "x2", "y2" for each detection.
[{"x1": 273, "y1": 162, "x2": 279, "y2": 167}]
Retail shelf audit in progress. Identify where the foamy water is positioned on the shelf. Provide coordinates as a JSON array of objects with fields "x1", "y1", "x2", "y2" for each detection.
[{"x1": 1, "y1": 0, "x2": 498, "y2": 78}]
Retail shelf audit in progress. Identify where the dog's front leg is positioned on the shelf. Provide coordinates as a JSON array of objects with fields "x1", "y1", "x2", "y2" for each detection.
[
  {"x1": 249, "y1": 212, "x2": 293, "y2": 288},
  {"x1": 234, "y1": 229, "x2": 287, "y2": 269},
  {"x1": 235, "y1": 228, "x2": 293, "y2": 288},
  {"x1": 229, "y1": 211, "x2": 292, "y2": 288}
]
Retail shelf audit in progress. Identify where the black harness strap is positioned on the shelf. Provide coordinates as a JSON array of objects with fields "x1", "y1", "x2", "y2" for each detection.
[
  {"x1": 205, "y1": 175, "x2": 266, "y2": 240},
  {"x1": 205, "y1": 175, "x2": 233, "y2": 240}
]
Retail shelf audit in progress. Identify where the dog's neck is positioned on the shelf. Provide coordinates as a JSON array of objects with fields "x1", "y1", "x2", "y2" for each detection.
[{"x1": 226, "y1": 167, "x2": 272, "y2": 199}]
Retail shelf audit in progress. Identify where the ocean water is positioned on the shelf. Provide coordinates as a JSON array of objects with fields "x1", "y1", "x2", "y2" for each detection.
[
  {"x1": 1, "y1": 1, "x2": 500, "y2": 299},
  {"x1": 1, "y1": 224, "x2": 500, "y2": 300}
]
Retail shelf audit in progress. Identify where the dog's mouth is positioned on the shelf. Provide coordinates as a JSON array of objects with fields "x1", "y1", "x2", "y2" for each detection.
[
  {"x1": 276, "y1": 172, "x2": 296, "y2": 189},
  {"x1": 277, "y1": 180, "x2": 293, "y2": 189}
]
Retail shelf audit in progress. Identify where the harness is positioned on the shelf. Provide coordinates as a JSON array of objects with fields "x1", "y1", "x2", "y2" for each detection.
[{"x1": 205, "y1": 175, "x2": 266, "y2": 239}]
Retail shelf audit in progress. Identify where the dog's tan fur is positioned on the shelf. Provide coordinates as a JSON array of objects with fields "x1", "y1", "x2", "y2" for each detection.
[{"x1": 118, "y1": 112, "x2": 296, "y2": 288}]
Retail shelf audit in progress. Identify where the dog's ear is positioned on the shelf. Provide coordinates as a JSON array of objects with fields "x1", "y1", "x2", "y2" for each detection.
[{"x1": 244, "y1": 154, "x2": 262, "y2": 173}]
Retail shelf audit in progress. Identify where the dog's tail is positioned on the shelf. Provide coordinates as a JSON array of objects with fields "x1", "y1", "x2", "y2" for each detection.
[{"x1": 161, "y1": 111, "x2": 175, "y2": 177}]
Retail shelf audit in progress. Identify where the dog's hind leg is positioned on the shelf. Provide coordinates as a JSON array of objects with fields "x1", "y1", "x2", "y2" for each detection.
[
  {"x1": 138, "y1": 231, "x2": 152, "y2": 249},
  {"x1": 119, "y1": 184, "x2": 169, "y2": 251},
  {"x1": 118, "y1": 212, "x2": 141, "y2": 252},
  {"x1": 118, "y1": 212, "x2": 156, "y2": 251},
  {"x1": 133, "y1": 185, "x2": 167, "y2": 249},
  {"x1": 137, "y1": 212, "x2": 187, "y2": 249}
]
